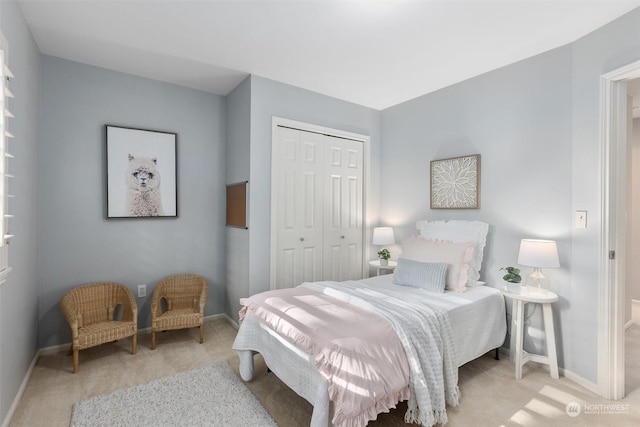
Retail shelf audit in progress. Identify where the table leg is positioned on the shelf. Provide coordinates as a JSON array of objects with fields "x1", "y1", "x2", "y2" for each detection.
[
  {"x1": 514, "y1": 299, "x2": 525, "y2": 380},
  {"x1": 542, "y1": 302, "x2": 559, "y2": 379},
  {"x1": 510, "y1": 298, "x2": 517, "y2": 362}
]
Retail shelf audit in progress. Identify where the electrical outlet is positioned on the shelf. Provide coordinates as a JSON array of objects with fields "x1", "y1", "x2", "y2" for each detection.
[{"x1": 138, "y1": 284, "x2": 146, "y2": 298}]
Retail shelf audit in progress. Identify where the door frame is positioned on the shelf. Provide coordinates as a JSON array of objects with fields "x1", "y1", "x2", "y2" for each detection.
[
  {"x1": 598, "y1": 59, "x2": 640, "y2": 400},
  {"x1": 269, "y1": 117, "x2": 371, "y2": 290}
]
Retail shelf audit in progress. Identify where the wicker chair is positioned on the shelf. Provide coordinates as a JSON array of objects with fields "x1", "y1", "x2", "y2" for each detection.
[
  {"x1": 60, "y1": 282, "x2": 138, "y2": 373},
  {"x1": 151, "y1": 273, "x2": 208, "y2": 349}
]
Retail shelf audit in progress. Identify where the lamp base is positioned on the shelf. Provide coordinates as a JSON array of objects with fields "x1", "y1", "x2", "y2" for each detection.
[{"x1": 525, "y1": 267, "x2": 550, "y2": 295}]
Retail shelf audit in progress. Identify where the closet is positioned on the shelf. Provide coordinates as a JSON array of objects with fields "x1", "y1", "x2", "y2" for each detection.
[{"x1": 271, "y1": 123, "x2": 365, "y2": 290}]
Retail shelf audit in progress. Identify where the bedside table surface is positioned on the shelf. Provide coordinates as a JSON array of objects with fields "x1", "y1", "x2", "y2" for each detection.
[
  {"x1": 369, "y1": 260, "x2": 397, "y2": 268},
  {"x1": 501, "y1": 286, "x2": 558, "y2": 303}
]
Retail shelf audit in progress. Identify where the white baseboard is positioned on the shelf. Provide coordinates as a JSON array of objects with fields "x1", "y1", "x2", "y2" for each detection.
[
  {"x1": 560, "y1": 367, "x2": 599, "y2": 395},
  {"x1": 222, "y1": 313, "x2": 239, "y2": 330},
  {"x1": 204, "y1": 312, "x2": 230, "y2": 323},
  {"x1": 1, "y1": 351, "x2": 39, "y2": 427},
  {"x1": 497, "y1": 346, "x2": 599, "y2": 396},
  {"x1": 39, "y1": 342, "x2": 70, "y2": 356},
  {"x1": 3, "y1": 312, "x2": 238, "y2": 426}
]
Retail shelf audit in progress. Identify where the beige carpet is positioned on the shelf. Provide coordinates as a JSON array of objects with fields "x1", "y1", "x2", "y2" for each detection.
[
  {"x1": 8, "y1": 316, "x2": 640, "y2": 427},
  {"x1": 625, "y1": 300, "x2": 640, "y2": 396}
]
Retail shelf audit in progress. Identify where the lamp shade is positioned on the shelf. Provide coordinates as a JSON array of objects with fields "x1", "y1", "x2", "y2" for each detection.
[
  {"x1": 517, "y1": 239, "x2": 560, "y2": 268},
  {"x1": 372, "y1": 227, "x2": 395, "y2": 245}
]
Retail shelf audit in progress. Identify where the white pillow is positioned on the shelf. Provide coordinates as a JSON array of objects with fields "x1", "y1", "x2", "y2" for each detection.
[
  {"x1": 400, "y1": 236, "x2": 474, "y2": 292},
  {"x1": 415, "y1": 220, "x2": 489, "y2": 286},
  {"x1": 393, "y1": 259, "x2": 448, "y2": 293}
]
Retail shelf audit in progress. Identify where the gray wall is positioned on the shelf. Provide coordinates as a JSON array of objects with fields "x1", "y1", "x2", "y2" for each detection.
[
  {"x1": 225, "y1": 76, "x2": 251, "y2": 322},
  {"x1": 381, "y1": 46, "x2": 573, "y2": 362},
  {"x1": 37, "y1": 56, "x2": 227, "y2": 347},
  {"x1": 229, "y1": 75, "x2": 382, "y2": 321},
  {"x1": 0, "y1": 1, "x2": 41, "y2": 420}
]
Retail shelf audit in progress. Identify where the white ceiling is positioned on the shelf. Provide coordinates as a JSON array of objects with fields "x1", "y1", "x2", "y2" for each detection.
[{"x1": 18, "y1": 0, "x2": 640, "y2": 110}]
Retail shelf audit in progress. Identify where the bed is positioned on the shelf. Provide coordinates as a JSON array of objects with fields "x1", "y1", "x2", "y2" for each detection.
[{"x1": 233, "y1": 220, "x2": 507, "y2": 427}]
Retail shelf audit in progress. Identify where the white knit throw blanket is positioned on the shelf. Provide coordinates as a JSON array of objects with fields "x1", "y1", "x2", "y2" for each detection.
[{"x1": 301, "y1": 281, "x2": 460, "y2": 427}]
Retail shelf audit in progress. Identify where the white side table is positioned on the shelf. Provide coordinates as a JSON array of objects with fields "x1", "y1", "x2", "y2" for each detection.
[
  {"x1": 369, "y1": 260, "x2": 397, "y2": 276},
  {"x1": 502, "y1": 286, "x2": 559, "y2": 380}
]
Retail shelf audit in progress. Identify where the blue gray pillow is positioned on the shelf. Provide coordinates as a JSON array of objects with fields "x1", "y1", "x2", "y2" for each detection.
[{"x1": 393, "y1": 258, "x2": 448, "y2": 293}]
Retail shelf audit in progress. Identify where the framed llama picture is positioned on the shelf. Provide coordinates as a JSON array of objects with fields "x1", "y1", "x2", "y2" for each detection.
[
  {"x1": 105, "y1": 125, "x2": 178, "y2": 218},
  {"x1": 430, "y1": 154, "x2": 480, "y2": 209}
]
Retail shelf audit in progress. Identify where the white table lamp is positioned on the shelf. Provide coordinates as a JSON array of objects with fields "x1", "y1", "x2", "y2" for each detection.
[
  {"x1": 372, "y1": 227, "x2": 395, "y2": 246},
  {"x1": 517, "y1": 239, "x2": 560, "y2": 294},
  {"x1": 372, "y1": 227, "x2": 395, "y2": 266}
]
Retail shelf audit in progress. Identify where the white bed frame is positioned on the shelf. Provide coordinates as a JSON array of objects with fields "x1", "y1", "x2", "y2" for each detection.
[
  {"x1": 235, "y1": 308, "x2": 504, "y2": 427},
  {"x1": 237, "y1": 316, "x2": 333, "y2": 427}
]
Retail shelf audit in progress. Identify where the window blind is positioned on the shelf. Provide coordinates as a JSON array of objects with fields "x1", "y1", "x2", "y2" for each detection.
[{"x1": 0, "y1": 35, "x2": 13, "y2": 282}]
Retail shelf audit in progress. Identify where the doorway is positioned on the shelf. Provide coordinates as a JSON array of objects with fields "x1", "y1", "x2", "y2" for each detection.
[{"x1": 599, "y1": 60, "x2": 640, "y2": 400}]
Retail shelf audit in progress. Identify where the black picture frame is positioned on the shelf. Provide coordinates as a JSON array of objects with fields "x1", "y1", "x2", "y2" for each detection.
[{"x1": 105, "y1": 125, "x2": 178, "y2": 218}]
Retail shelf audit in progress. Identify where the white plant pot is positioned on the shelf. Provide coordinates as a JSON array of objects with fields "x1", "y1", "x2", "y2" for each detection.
[{"x1": 380, "y1": 259, "x2": 388, "y2": 266}]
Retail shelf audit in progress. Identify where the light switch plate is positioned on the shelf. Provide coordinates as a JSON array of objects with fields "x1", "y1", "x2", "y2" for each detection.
[{"x1": 575, "y1": 210, "x2": 587, "y2": 229}]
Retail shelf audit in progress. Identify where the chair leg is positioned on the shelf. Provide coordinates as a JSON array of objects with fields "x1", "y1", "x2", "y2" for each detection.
[
  {"x1": 200, "y1": 324, "x2": 204, "y2": 344},
  {"x1": 151, "y1": 331, "x2": 156, "y2": 350},
  {"x1": 67, "y1": 344, "x2": 73, "y2": 356},
  {"x1": 73, "y1": 349, "x2": 79, "y2": 374},
  {"x1": 132, "y1": 334, "x2": 137, "y2": 355}
]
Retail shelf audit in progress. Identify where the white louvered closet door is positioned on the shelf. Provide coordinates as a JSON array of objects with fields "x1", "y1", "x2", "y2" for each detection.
[{"x1": 273, "y1": 126, "x2": 364, "y2": 289}]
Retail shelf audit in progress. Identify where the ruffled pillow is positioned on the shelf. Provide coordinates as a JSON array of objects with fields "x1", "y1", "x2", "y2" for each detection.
[
  {"x1": 400, "y1": 236, "x2": 474, "y2": 292},
  {"x1": 415, "y1": 220, "x2": 488, "y2": 286}
]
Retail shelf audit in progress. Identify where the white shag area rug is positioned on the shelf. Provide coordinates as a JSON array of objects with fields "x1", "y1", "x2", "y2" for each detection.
[{"x1": 70, "y1": 361, "x2": 277, "y2": 427}]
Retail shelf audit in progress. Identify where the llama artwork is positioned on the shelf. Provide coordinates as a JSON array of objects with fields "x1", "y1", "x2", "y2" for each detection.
[{"x1": 125, "y1": 154, "x2": 164, "y2": 216}]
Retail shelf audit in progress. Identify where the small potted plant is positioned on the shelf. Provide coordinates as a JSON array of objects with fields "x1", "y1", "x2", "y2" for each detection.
[
  {"x1": 500, "y1": 266, "x2": 522, "y2": 294},
  {"x1": 378, "y1": 248, "x2": 391, "y2": 266}
]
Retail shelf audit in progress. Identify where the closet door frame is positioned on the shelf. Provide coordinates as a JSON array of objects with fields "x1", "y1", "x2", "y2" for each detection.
[{"x1": 270, "y1": 117, "x2": 371, "y2": 290}]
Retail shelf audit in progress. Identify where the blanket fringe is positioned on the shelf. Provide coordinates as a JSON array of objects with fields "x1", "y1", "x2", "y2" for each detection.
[
  {"x1": 447, "y1": 385, "x2": 461, "y2": 407},
  {"x1": 331, "y1": 387, "x2": 409, "y2": 427},
  {"x1": 403, "y1": 385, "x2": 460, "y2": 427},
  {"x1": 404, "y1": 407, "x2": 449, "y2": 427}
]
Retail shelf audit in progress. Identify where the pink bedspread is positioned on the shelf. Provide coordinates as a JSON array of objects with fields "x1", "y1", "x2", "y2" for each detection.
[{"x1": 239, "y1": 287, "x2": 410, "y2": 427}]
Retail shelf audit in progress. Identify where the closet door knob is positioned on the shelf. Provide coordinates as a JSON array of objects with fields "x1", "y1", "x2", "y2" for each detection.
[
  {"x1": 341, "y1": 235, "x2": 345, "y2": 239},
  {"x1": 300, "y1": 237, "x2": 305, "y2": 242}
]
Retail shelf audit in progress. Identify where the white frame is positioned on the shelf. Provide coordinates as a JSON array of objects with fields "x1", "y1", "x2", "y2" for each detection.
[
  {"x1": 269, "y1": 117, "x2": 371, "y2": 290},
  {"x1": 598, "y1": 59, "x2": 640, "y2": 400}
]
